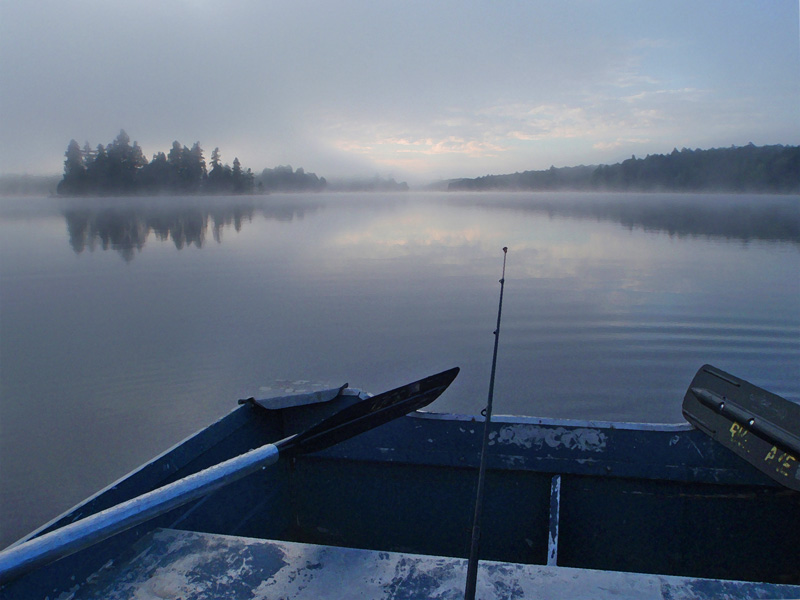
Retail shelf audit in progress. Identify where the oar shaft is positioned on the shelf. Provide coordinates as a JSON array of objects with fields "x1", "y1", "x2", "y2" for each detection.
[{"x1": 0, "y1": 443, "x2": 280, "y2": 585}]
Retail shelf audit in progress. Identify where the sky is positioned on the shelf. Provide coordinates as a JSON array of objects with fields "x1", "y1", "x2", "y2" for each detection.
[{"x1": 1, "y1": 1, "x2": 798, "y2": 184}]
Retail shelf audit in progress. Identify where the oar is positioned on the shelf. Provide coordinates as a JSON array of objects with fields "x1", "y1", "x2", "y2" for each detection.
[
  {"x1": 682, "y1": 364, "x2": 800, "y2": 491},
  {"x1": 0, "y1": 367, "x2": 459, "y2": 585}
]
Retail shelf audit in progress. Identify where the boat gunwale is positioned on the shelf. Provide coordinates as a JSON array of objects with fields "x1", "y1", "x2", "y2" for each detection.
[{"x1": 412, "y1": 410, "x2": 693, "y2": 432}]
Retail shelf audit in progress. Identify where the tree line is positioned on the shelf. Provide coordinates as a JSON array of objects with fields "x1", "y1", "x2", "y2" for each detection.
[
  {"x1": 57, "y1": 130, "x2": 255, "y2": 195},
  {"x1": 448, "y1": 144, "x2": 800, "y2": 193},
  {"x1": 259, "y1": 165, "x2": 327, "y2": 192},
  {"x1": 55, "y1": 131, "x2": 417, "y2": 195}
]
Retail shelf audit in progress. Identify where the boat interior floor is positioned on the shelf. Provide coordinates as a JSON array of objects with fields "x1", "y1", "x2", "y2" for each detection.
[{"x1": 64, "y1": 528, "x2": 800, "y2": 600}]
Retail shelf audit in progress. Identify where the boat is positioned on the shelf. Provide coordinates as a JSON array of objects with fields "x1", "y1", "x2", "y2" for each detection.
[{"x1": 1, "y1": 364, "x2": 799, "y2": 599}]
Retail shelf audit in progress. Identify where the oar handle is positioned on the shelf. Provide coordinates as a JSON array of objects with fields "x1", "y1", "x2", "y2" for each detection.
[{"x1": 0, "y1": 443, "x2": 280, "y2": 585}]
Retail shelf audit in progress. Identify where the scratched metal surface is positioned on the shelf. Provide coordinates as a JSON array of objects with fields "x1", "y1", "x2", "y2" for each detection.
[
  {"x1": 62, "y1": 528, "x2": 800, "y2": 600},
  {"x1": 4, "y1": 406, "x2": 798, "y2": 597},
  {"x1": 317, "y1": 410, "x2": 773, "y2": 485}
]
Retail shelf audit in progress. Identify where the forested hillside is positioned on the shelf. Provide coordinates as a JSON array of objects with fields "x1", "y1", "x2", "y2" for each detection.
[{"x1": 448, "y1": 144, "x2": 799, "y2": 193}]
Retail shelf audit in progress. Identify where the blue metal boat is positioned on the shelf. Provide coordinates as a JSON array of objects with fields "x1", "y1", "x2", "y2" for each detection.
[{"x1": 1, "y1": 367, "x2": 799, "y2": 599}]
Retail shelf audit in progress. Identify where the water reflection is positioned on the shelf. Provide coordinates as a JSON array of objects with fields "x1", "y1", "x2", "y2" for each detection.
[
  {"x1": 63, "y1": 200, "x2": 320, "y2": 261},
  {"x1": 450, "y1": 193, "x2": 800, "y2": 245},
  {"x1": 58, "y1": 193, "x2": 800, "y2": 261}
]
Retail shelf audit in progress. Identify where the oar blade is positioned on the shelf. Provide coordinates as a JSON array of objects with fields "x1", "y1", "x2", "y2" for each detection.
[
  {"x1": 682, "y1": 364, "x2": 800, "y2": 491},
  {"x1": 278, "y1": 367, "x2": 459, "y2": 456}
]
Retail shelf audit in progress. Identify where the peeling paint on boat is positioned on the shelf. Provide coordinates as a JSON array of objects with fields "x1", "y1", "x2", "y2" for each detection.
[
  {"x1": 5, "y1": 400, "x2": 797, "y2": 599},
  {"x1": 501, "y1": 455, "x2": 526, "y2": 468},
  {"x1": 62, "y1": 529, "x2": 800, "y2": 600},
  {"x1": 489, "y1": 424, "x2": 608, "y2": 452}
]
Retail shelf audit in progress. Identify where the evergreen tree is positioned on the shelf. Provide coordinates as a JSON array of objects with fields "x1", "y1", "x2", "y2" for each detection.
[
  {"x1": 232, "y1": 157, "x2": 243, "y2": 192},
  {"x1": 102, "y1": 130, "x2": 148, "y2": 193},
  {"x1": 82, "y1": 141, "x2": 96, "y2": 164},
  {"x1": 181, "y1": 142, "x2": 206, "y2": 191},
  {"x1": 167, "y1": 141, "x2": 184, "y2": 191},
  {"x1": 206, "y1": 147, "x2": 224, "y2": 192},
  {"x1": 139, "y1": 152, "x2": 170, "y2": 192},
  {"x1": 86, "y1": 144, "x2": 109, "y2": 192},
  {"x1": 57, "y1": 139, "x2": 87, "y2": 195},
  {"x1": 188, "y1": 142, "x2": 206, "y2": 190},
  {"x1": 230, "y1": 157, "x2": 254, "y2": 193}
]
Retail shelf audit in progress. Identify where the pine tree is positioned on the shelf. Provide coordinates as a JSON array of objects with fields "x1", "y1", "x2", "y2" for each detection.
[{"x1": 57, "y1": 139, "x2": 87, "y2": 195}]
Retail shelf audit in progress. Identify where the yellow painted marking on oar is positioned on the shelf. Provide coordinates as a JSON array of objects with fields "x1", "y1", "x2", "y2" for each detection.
[
  {"x1": 764, "y1": 445, "x2": 798, "y2": 477},
  {"x1": 729, "y1": 422, "x2": 749, "y2": 447}
]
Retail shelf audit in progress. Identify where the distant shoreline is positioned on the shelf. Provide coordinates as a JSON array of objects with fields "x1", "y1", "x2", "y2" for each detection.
[
  {"x1": 446, "y1": 144, "x2": 799, "y2": 194},
  {"x1": 2, "y1": 143, "x2": 798, "y2": 197}
]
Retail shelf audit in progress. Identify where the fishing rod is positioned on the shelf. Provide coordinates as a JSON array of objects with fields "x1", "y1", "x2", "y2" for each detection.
[{"x1": 464, "y1": 247, "x2": 508, "y2": 600}]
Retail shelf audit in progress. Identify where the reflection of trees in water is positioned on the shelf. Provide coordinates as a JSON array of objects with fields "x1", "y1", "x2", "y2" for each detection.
[
  {"x1": 64, "y1": 201, "x2": 318, "y2": 261},
  {"x1": 456, "y1": 195, "x2": 800, "y2": 245},
  {"x1": 147, "y1": 209, "x2": 209, "y2": 250}
]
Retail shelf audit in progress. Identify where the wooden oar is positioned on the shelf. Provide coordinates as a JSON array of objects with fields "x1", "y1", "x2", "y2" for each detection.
[
  {"x1": 682, "y1": 364, "x2": 800, "y2": 491},
  {"x1": 0, "y1": 367, "x2": 459, "y2": 585}
]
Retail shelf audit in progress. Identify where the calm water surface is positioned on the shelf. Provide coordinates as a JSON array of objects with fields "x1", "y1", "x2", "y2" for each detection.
[{"x1": 1, "y1": 191, "x2": 798, "y2": 547}]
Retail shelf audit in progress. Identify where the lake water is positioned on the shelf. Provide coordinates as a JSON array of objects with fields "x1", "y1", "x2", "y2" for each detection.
[{"x1": 1, "y1": 191, "x2": 798, "y2": 547}]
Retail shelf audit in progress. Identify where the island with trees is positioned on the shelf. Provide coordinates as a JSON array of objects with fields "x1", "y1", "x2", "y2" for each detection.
[
  {"x1": 54, "y1": 130, "x2": 408, "y2": 196},
  {"x1": 58, "y1": 130, "x2": 256, "y2": 196},
  {"x1": 448, "y1": 144, "x2": 800, "y2": 193}
]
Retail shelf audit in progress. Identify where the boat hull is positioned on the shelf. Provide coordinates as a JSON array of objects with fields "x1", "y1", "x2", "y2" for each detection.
[{"x1": 3, "y1": 395, "x2": 799, "y2": 598}]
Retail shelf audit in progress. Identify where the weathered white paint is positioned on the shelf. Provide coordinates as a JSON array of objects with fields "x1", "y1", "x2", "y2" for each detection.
[
  {"x1": 58, "y1": 529, "x2": 800, "y2": 600},
  {"x1": 548, "y1": 474, "x2": 561, "y2": 566},
  {"x1": 488, "y1": 424, "x2": 608, "y2": 452},
  {"x1": 412, "y1": 410, "x2": 692, "y2": 432}
]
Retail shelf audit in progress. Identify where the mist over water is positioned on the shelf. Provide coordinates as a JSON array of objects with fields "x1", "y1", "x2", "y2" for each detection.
[{"x1": 1, "y1": 191, "x2": 798, "y2": 547}]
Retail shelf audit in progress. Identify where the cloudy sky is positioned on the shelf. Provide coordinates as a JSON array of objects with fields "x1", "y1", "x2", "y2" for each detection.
[{"x1": 1, "y1": 1, "x2": 798, "y2": 183}]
